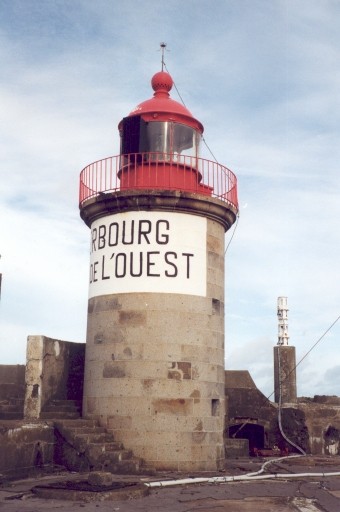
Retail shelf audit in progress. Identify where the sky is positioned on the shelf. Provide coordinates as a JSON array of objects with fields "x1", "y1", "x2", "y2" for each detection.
[{"x1": 0, "y1": 0, "x2": 339, "y2": 399}]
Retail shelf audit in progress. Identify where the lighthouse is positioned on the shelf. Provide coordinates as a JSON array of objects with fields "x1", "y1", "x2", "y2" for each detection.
[{"x1": 79, "y1": 60, "x2": 238, "y2": 471}]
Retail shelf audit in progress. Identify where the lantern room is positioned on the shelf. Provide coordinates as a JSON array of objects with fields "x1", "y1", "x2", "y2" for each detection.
[
  {"x1": 79, "y1": 69, "x2": 238, "y2": 215},
  {"x1": 117, "y1": 70, "x2": 206, "y2": 192},
  {"x1": 119, "y1": 71, "x2": 203, "y2": 158}
]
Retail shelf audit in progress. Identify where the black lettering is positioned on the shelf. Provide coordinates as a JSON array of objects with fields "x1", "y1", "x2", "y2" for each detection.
[
  {"x1": 115, "y1": 253, "x2": 126, "y2": 278},
  {"x1": 101, "y1": 255, "x2": 110, "y2": 280},
  {"x1": 130, "y1": 251, "x2": 143, "y2": 277},
  {"x1": 91, "y1": 228, "x2": 97, "y2": 253},
  {"x1": 122, "y1": 220, "x2": 134, "y2": 245},
  {"x1": 98, "y1": 225, "x2": 106, "y2": 249},
  {"x1": 138, "y1": 220, "x2": 152, "y2": 244},
  {"x1": 182, "y1": 253, "x2": 194, "y2": 279},
  {"x1": 89, "y1": 261, "x2": 98, "y2": 283},
  {"x1": 156, "y1": 220, "x2": 170, "y2": 245},
  {"x1": 108, "y1": 222, "x2": 119, "y2": 246},
  {"x1": 147, "y1": 251, "x2": 160, "y2": 276},
  {"x1": 164, "y1": 252, "x2": 178, "y2": 277}
]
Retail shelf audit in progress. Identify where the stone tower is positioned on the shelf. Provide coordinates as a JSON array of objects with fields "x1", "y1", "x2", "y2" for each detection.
[
  {"x1": 79, "y1": 66, "x2": 238, "y2": 471},
  {"x1": 274, "y1": 297, "x2": 297, "y2": 404}
]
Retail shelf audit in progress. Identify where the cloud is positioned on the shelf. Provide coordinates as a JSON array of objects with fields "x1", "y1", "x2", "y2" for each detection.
[
  {"x1": 0, "y1": 201, "x2": 89, "y2": 363},
  {"x1": 317, "y1": 366, "x2": 340, "y2": 396},
  {"x1": 0, "y1": 0, "x2": 339, "y2": 399}
]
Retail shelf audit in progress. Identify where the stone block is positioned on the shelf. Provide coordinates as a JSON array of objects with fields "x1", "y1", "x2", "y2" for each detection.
[
  {"x1": 156, "y1": 442, "x2": 191, "y2": 462},
  {"x1": 206, "y1": 283, "x2": 224, "y2": 301},
  {"x1": 225, "y1": 438, "x2": 249, "y2": 457},
  {"x1": 107, "y1": 415, "x2": 133, "y2": 430},
  {"x1": 87, "y1": 471, "x2": 113, "y2": 487},
  {"x1": 207, "y1": 218, "x2": 224, "y2": 238},
  {"x1": 26, "y1": 336, "x2": 44, "y2": 360},
  {"x1": 151, "y1": 398, "x2": 193, "y2": 416},
  {"x1": 207, "y1": 233, "x2": 223, "y2": 253}
]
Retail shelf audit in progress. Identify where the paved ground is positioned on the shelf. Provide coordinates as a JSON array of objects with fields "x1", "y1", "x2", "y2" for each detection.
[{"x1": 1, "y1": 456, "x2": 340, "y2": 511}]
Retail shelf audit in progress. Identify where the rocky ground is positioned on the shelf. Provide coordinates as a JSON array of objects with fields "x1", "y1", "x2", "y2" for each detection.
[{"x1": 1, "y1": 456, "x2": 340, "y2": 511}]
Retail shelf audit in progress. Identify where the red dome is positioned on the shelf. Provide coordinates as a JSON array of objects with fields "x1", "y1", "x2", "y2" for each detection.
[
  {"x1": 123, "y1": 71, "x2": 203, "y2": 133},
  {"x1": 151, "y1": 71, "x2": 173, "y2": 93}
]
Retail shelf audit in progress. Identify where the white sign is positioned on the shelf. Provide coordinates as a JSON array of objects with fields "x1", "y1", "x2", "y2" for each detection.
[{"x1": 88, "y1": 211, "x2": 207, "y2": 298}]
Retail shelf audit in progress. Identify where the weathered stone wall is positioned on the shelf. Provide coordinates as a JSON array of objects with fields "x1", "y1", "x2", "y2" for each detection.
[
  {"x1": 226, "y1": 370, "x2": 279, "y2": 452},
  {"x1": 24, "y1": 336, "x2": 85, "y2": 419},
  {"x1": 298, "y1": 397, "x2": 340, "y2": 455},
  {"x1": 0, "y1": 365, "x2": 25, "y2": 419},
  {"x1": 225, "y1": 438, "x2": 249, "y2": 457},
  {"x1": 226, "y1": 370, "x2": 278, "y2": 431},
  {"x1": 0, "y1": 421, "x2": 55, "y2": 482},
  {"x1": 273, "y1": 346, "x2": 297, "y2": 404},
  {"x1": 226, "y1": 370, "x2": 340, "y2": 457},
  {"x1": 83, "y1": 217, "x2": 227, "y2": 471},
  {"x1": 275, "y1": 406, "x2": 310, "y2": 453},
  {"x1": 0, "y1": 365, "x2": 25, "y2": 398}
]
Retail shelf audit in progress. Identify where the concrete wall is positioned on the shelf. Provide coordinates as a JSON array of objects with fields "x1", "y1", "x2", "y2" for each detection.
[
  {"x1": 0, "y1": 421, "x2": 55, "y2": 482},
  {"x1": 24, "y1": 336, "x2": 85, "y2": 419},
  {"x1": 273, "y1": 346, "x2": 297, "y2": 404}
]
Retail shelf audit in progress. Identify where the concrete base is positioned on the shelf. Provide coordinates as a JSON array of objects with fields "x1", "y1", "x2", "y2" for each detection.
[
  {"x1": 225, "y1": 438, "x2": 249, "y2": 457},
  {"x1": 0, "y1": 421, "x2": 55, "y2": 482},
  {"x1": 32, "y1": 479, "x2": 149, "y2": 502}
]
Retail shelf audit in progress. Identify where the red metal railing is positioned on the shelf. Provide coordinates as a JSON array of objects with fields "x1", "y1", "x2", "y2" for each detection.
[{"x1": 79, "y1": 153, "x2": 238, "y2": 210}]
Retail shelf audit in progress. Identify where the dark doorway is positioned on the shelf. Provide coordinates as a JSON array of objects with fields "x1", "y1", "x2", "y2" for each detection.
[{"x1": 229, "y1": 423, "x2": 265, "y2": 453}]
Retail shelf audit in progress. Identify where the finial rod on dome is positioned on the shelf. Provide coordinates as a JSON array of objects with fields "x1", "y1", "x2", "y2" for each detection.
[{"x1": 160, "y1": 42, "x2": 167, "y2": 71}]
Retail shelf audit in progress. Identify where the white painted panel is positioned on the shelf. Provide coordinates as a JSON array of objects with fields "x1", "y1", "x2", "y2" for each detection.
[{"x1": 88, "y1": 211, "x2": 207, "y2": 298}]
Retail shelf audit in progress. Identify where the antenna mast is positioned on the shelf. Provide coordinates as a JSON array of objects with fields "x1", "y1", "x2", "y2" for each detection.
[
  {"x1": 277, "y1": 296, "x2": 289, "y2": 346},
  {"x1": 160, "y1": 42, "x2": 167, "y2": 71}
]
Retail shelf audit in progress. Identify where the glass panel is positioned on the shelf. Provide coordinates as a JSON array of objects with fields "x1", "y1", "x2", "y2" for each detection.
[
  {"x1": 173, "y1": 124, "x2": 195, "y2": 154},
  {"x1": 144, "y1": 121, "x2": 201, "y2": 162},
  {"x1": 146, "y1": 122, "x2": 170, "y2": 154},
  {"x1": 172, "y1": 124, "x2": 201, "y2": 163}
]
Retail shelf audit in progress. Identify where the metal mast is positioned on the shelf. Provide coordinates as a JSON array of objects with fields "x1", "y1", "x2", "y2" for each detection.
[{"x1": 277, "y1": 296, "x2": 289, "y2": 346}]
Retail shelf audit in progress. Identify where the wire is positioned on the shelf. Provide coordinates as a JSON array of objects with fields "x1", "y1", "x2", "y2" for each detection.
[
  {"x1": 164, "y1": 51, "x2": 340, "y2": 386},
  {"x1": 163, "y1": 58, "x2": 240, "y2": 253},
  {"x1": 294, "y1": 314, "x2": 340, "y2": 371},
  {"x1": 202, "y1": 136, "x2": 219, "y2": 163},
  {"x1": 268, "y1": 313, "x2": 340, "y2": 401},
  {"x1": 162, "y1": 55, "x2": 340, "y2": 451},
  {"x1": 231, "y1": 313, "x2": 340, "y2": 445},
  {"x1": 225, "y1": 213, "x2": 239, "y2": 254},
  {"x1": 163, "y1": 61, "x2": 220, "y2": 164},
  {"x1": 163, "y1": 62, "x2": 187, "y2": 108}
]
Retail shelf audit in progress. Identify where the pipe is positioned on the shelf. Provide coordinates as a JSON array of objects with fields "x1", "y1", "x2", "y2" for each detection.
[
  {"x1": 145, "y1": 469, "x2": 340, "y2": 488},
  {"x1": 145, "y1": 454, "x2": 340, "y2": 488},
  {"x1": 244, "y1": 454, "x2": 303, "y2": 477}
]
